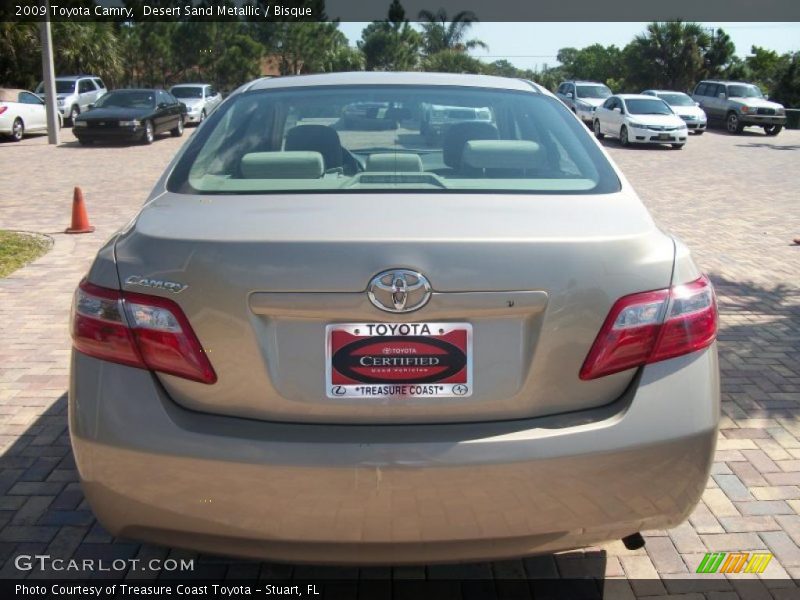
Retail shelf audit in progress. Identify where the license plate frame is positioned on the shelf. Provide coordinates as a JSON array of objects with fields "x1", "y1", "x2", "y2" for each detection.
[{"x1": 325, "y1": 322, "x2": 473, "y2": 399}]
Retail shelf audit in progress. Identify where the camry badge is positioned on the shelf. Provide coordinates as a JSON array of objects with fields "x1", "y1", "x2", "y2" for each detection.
[
  {"x1": 367, "y1": 270, "x2": 431, "y2": 313},
  {"x1": 125, "y1": 275, "x2": 188, "y2": 294}
]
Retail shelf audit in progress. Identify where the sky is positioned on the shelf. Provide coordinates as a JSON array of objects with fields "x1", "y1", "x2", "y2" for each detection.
[{"x1": 337, "y1": 22, "x2": 800, "y2": 71}]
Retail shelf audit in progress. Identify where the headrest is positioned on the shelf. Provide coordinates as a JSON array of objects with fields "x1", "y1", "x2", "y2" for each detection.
[
  {"x1": 240, "y1": 152, "x2": 324, "y2": 179},
  {"x1": 285, "y1": 125, "x2": 343, "y2": 169},
  {"x1": 442, "y1": 121, "x2": 499, "y2": 169},
  {"x1": 461, "y1": 140, "x2": 542, "y2": 170},
  {"x1": 366, "y1": 153, "x2": 423, "y2": 172}
]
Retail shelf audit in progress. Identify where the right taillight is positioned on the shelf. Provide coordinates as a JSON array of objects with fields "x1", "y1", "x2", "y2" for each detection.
[
  {"x1": 71, "y1": 280, "x2": 217, "y2": 384},
  {"x1": 0, "y1": 106, "x2": 7, "y2": 115},
  {"x1": 580, "y1": 274, "x2": 717, "y2": 380}
]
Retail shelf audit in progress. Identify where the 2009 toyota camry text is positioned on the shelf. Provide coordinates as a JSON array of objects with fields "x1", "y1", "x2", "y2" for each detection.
[{"x1": 69, "y1": 72, "x2": 719, "y2": 564}]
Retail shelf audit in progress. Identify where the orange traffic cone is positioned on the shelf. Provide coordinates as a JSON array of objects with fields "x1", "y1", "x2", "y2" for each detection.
[{"x1": 65, "y1": 186, "x2": 95, "y2": 234}]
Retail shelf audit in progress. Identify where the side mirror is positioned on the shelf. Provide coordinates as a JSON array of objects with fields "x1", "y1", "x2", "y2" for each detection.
[
  {"x1": 718, "y1": 92, "x2": 726, "y2": 99},
  {"x1": 613, "y1": 107, "x2": 621, "y2": 113},
  {"x1": 694, "y1": 102, "x2": 700, "y2": 107},
  {"x1": 566, "y1": 92, "x2": 573, "y2": 99},
  {"x1": 158, "y1": 102, "x2": 167, "y2": 109},
  {"x1": 87, "y1": 103, "x2": 95, "y2": 110}
]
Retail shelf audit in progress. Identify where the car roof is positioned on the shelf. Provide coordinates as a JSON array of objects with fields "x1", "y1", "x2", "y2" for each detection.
[
  {"x1": 644, "y1": 90, "x2": 689, "y2": 95},
  {"x1": 55, "y1": 75, "x2": 97, "y2": 81},
  {"x1": 245, "y1": 72, "x2": 541, "y2": 93},
  {"x1": 616, "y1": 93, "x2": 664, "y2": 100},
  {"x1": 697, "y1": 80, "x2": 754, "y2": 86},
  {"x1": 171, "y1": 83, "x2": 210, "y2": 87}
]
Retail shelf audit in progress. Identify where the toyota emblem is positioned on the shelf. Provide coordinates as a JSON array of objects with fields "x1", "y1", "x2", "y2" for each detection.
[{"x1": 367, "y1": 270, "x2": 432, "y2": 313}]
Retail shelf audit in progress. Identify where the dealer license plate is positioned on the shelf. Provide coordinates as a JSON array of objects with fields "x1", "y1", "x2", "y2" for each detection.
[
  {"x1": 658, "y1": 133, "x2": 671, "y2": 140},
  {"x1": 326, "y1": 322, "x2": 472, "y2": 399}
]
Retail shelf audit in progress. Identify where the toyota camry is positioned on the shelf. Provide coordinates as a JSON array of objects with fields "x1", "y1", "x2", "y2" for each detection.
[{"x1": 69, "y1": 72, "x2": 719, "y2": 564}]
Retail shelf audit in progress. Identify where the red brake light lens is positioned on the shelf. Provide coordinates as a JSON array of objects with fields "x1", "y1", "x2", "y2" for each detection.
[
  {"x1": 0, "y1": 106, "x2": 7, "y2": 115},
  {"x1": 71, "y1": 280, "x2": 217, "y2": 384},
  {"x1": 580, "y1": 275, "x2": 717, "y2": 380}
]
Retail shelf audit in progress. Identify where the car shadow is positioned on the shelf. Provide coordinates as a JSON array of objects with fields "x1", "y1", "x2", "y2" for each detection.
[
  {"x1": 734, "y1": 143, "x2": 800, "y2": 151},
  {"x1": 597, "y1": 138, "x2": 677, "y2": 151}
]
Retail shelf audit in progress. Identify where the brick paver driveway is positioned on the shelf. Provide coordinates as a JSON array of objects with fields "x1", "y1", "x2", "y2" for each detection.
[{"x1": 1, "y1": 126, "x2": 799, "y2": 596}]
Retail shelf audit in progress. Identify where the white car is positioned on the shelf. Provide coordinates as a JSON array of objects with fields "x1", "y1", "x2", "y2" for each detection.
[
  {"x1": 35, "y1": 75, "x2": 106, "y2": 123},
  {"x1": 593, "y1": 94, "x2": 688, "y2": 149},
  {"x1": 0, "y1": 88, "x2": 61, "y2": 141},
  {"x1": 169, "y1": 83, "x2": 222, "y2": 124},
  {"x1": 642, "y1": 90, "x2": 707, "y2": 134}
]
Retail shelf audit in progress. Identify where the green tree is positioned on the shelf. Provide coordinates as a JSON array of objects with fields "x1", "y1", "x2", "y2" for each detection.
[
  {"x1": 704, "y1": 28, "x2": 736, "y2": 77},
  {"x1": 555, "y1": 44, "x2": 623, "y2": 86},
  {"x1": 358, "y1": 0, "x2": 421, "y2": 71},
  {"x1": 417, "y1": 9, "x2": 487, "y2": 56},
  {"x1": 52, "y1": 22, "x2": 123, "y2": 86},
  {"x1": 622, "y1": 22, "x2": 712, "y2": 91},
  {"x1": 743, "y1": 45, "x2": 790, "y2": 96},
  {"x1": 0, "y1": 22, "x2": 39, "y2": 88},
  {"x1": 421, "y1": 50, "x2": 485, "y2": 74},
  {"x1": 772, "y1": 52, "x2": 800, "y2": 108}
]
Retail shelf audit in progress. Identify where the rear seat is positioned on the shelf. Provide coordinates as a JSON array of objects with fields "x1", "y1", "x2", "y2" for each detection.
[
  {"x1": 461, "y1": 140, "x2": 541, "y2": 176},
  {"x1": 366, "y1": 153, "x2": 423, "y2": 172},
  {"x1": 240, "y1": 151, "x2": 324, "y2": 179}
]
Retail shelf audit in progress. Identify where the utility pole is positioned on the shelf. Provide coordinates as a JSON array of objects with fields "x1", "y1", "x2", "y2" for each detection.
[{"x1": 39, "y1": 3, "x2": 60, "y2": 145}]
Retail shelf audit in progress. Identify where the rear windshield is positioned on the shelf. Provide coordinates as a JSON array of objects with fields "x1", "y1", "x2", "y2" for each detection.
[{"x1": 168, "y1": 85, "x2": 620, "y2": 195}]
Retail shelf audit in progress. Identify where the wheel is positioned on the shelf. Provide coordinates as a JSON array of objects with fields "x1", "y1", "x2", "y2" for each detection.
[
  {"x1": 764, "y1": 125, "x2": 782, "y2": 136},
  {"x1": 199, "y1": 109, "x2": 206, "y2": 123},
  {"x1": 171, "y1": 116, "x2": 184, "y2": 137},
  {"x1": 593, "y1": 120, "x2": 604, "y2": 139},
  {"x1": 142, "y1": 120, "x2": 154, "y2": 144},
  {"x1": 620, "y1": 125, "x2": 630, "y2": 147},
  {"x1": 69, "y1": 105, "x2": 79, "y2": 124},
  {"x1": 10, "y1": 118, "x2": 23, "y2": 141},
  {"x1": 671, "y1": 144, "x2": 683, "y2": 150},
  {"x1": 726, "y1": 112, "x2": 744, "y2": 134}
]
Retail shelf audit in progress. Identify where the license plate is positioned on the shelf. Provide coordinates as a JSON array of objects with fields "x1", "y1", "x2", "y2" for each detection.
[
  {"x1": 658, "y1": 133, "x2": 671, "y2": 140},
  {"x1": 326, "y1": 322, "x2": 472, "y2": 399}
]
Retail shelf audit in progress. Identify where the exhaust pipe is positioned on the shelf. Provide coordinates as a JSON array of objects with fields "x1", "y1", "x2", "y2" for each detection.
[{"x1": 622, "y1": 532, "x2": 645, "y2": 550}]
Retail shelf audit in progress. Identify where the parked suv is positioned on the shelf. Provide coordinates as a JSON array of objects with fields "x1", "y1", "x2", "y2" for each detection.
[
  {"x1": 35, "y1": 75, "x2": 107, "y2": 124},
  {"x1": 691, "y1": 80, "x2": 786, "y2": 135},
  {"x1": 556, "y1": 80, "x2": 613, "y2": 125}
]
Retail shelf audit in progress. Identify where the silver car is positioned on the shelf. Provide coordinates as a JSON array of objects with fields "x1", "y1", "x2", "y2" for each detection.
[
  {"x1": 69, "y1": 72, "x2": 719, "y2": 564},
  {"x1": 692, "y1": 80, "x2": 786, "y2": 135},
  {"x1": 169, "y1": 83, "x2": 222, "y2": 124}
]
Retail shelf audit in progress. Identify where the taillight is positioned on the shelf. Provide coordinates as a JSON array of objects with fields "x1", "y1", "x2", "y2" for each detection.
[
  {"x1": 580, "y1": 275, "x2": 717, "y2": 380},
  {"x1": 0, "y1": 106, "x2": 7, "y2": 115},
  {"x1": 71, "y1": 280, "x2": 217, "y2": 384}
]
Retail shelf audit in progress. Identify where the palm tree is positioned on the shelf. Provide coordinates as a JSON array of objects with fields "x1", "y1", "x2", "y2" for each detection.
[
  {"x1": 417, "y1": 9, "x2": 487, "y2": 57},
  {"x1": 629, "y1": 22, "x2": 710, "y2": 91}
]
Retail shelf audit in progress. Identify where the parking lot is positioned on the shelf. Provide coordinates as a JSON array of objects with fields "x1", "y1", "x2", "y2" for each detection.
[{"x1": 1, "y1": 126, "x2": 799, "y2": 595}]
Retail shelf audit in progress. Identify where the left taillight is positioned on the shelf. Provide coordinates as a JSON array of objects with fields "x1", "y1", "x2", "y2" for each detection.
[{"x1": 71, "y1": 280, "x2": 217, "y2": 384}]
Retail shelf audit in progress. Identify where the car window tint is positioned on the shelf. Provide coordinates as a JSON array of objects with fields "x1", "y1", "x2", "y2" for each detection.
[
  {"x1": 19, "y1": 92, "x2": 43, "y2": 104},
  {"x1": 169, "y1": 85, "x2": 621, "y2": 196},
  {"x1": 79, "y1": 80, "x2": 95, "y2": 93},
  {"x1": 93, "y1": 79, "x2": 105, "y2": 89}
]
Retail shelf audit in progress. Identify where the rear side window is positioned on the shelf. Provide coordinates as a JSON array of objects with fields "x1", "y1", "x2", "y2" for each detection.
[
  {"x1": 93, "y1": 78, "x2": 105, "y2": 89},
  {"x1": 694, "y1": 83, "x2": 708, "y2": 96},
  {"x1": 169, "y1": 85, "x2": 621, "y2": 196},
  {"x1": 78, "y1": 80, "x2": 95, "y2": 93}
]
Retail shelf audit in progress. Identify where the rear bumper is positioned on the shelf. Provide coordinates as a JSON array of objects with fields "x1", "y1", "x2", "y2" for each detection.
[{"x1": 69, "y1": 347, "x2": 719, "y2": 564}]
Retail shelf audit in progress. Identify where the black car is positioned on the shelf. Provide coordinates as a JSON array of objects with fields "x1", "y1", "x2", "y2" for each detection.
[{"x1": 72, "y1": 89, "x2": 186, "y2": 145}]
